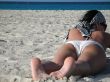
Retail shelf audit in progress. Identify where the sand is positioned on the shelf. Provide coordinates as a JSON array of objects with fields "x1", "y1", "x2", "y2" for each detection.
[{"x1": 0, "y1": 10, "x2": 110, "y2": 82}]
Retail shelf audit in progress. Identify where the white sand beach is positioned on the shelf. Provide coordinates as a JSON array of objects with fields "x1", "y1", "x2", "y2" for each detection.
[{"x1": 0, "y1": 10, "x2": 110, "y2": 82}]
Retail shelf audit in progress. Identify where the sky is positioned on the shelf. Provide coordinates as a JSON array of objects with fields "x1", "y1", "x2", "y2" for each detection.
[{"x1": 0, "y1": 0, "x2": 110, "y2": 2}]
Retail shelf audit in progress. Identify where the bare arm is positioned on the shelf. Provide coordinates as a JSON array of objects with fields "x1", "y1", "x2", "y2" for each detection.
[{"x1": 104, "y1": 32, "x2": 110, "y2": 48}]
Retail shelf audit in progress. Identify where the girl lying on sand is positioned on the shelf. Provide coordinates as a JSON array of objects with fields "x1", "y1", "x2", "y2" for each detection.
[{"x1": 30, "y1": 10, "x2": 109, "y2": 80}]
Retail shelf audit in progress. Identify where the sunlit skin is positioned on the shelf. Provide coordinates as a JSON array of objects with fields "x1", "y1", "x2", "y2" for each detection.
[{"x1": 31, "y1": 23, "x2": 110, "y2": 80}]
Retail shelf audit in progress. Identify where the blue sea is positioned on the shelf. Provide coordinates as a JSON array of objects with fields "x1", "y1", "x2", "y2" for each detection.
[{"x1": 0, "y1": 2, "x2": 110, "y2": 10}]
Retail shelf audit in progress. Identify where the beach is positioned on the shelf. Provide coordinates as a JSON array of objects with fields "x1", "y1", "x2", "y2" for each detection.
[{"x1": 0, "y1": 10, "x2": 110, "y2": 82}]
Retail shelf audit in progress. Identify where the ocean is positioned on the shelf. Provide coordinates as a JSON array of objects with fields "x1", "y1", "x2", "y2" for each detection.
[{"x1": 0, "y1": 2, "x2": 110, "y2": 10}]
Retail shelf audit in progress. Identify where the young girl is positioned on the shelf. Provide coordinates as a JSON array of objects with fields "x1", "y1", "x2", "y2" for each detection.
[{"x1": 31, "y1": 10, "x2": 109, "y2": 80}]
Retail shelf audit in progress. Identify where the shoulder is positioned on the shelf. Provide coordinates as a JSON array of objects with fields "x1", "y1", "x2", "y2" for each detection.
[
  {"x1": 92, "y1": 31, "x2": 110, "y2": 39},
  {"x1": 104, "y1": 32, "x2": 110, "y2": 48},
  {"x1": 91, "y1": 31, "x2": 110, "y2": 48},
  {"x1": 92, "y1": 31, "x2": 104, "y2": 38},
  {"x1": 92, "y1": 31, "x2": 107, "y2": 37},
  {"x1": 103, "y1": 32, "x2": 110, "y2": 42},
  {"x1": 96, "y1": 31, "x2": 110, "y2": 48}
]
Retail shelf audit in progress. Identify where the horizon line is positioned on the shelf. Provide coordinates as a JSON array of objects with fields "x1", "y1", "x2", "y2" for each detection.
[{"x1": 0, "y1": 1, "x2": 110, "y2": 3}]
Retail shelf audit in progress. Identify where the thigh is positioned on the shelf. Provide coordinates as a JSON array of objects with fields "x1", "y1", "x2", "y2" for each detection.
[
  {"x1": 77, "y1": 44, "x2": 106, "y2": 74},
  {"x1": 53, "y1": 44, "x2": 78, "y2": 66}
]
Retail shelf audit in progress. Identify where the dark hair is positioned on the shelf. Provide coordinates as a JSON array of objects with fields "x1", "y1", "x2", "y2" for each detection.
[
  {"x1": 80, "y1": 10, "x2": 107, "y2": 30},
  {"x1": 100, "y1": 22, "x2": 107, "y2": 31},
  {"x1": 80, "y1": 10, "x2": 99, "y2": 23}
]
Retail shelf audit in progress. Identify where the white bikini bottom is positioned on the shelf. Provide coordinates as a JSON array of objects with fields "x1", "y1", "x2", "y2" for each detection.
[{"x1": 66, "y1": 40, "x2": 105, "y2": 56}]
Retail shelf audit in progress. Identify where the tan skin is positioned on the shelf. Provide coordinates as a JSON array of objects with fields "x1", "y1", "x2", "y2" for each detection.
[{"x1": 31, "y1": 23, "x2": 110, "y2": 80}]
